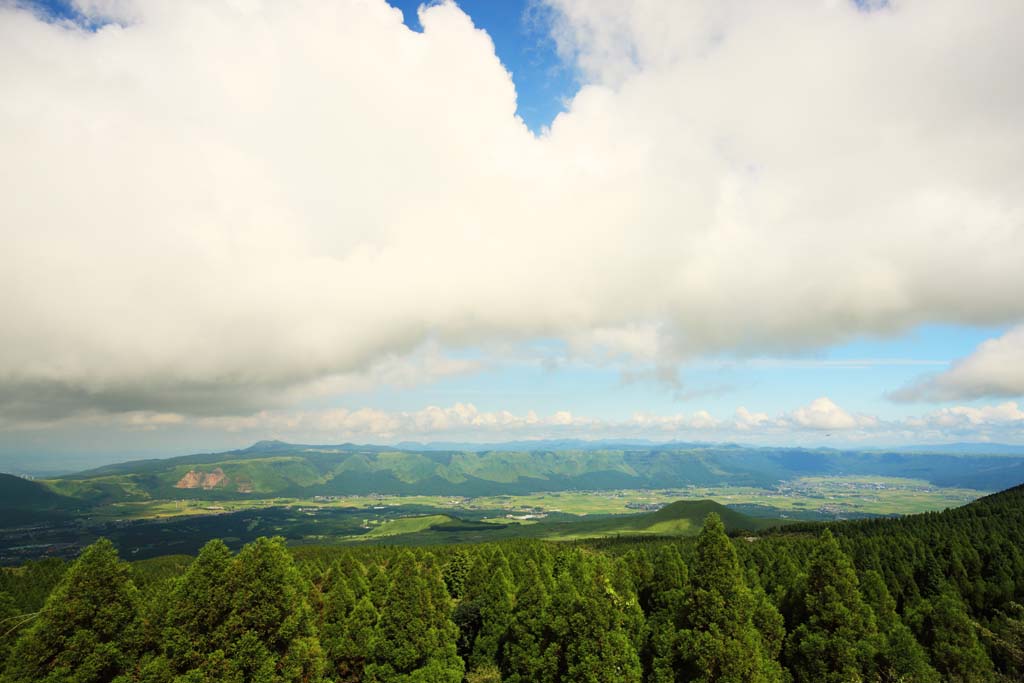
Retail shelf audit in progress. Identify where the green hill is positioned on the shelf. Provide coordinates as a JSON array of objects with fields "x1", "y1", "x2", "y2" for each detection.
[
  {"x1": 0, "y1": 473, "x2": 78, "y2": 511},
  {"x1": 359, "y1": 514, "x2": 455, "y2": 539},
  {"x1": 342, "y1": 501, "x2": 765, "y2": 545},
  {"x1": 33, "y1": 440, "x2": 1024, "y2": 505},
  {"x1": 0, "y1": 473, "x2": 81, "y2": 527},
  {"x1": 357, "y1": 514, "x2": 509, "y2": 541},
  {"x1": 535, "y1": 499, "x2": 774, "y2": 541}
]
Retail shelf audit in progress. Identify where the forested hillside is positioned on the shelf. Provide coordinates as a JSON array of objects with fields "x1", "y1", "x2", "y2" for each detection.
[
  {"x1": 37, "y1": 440, "x2": 1024, "y2": 503},
  {"x1": 2, "y1": 483, "x2": 1022, "y2": 682}
]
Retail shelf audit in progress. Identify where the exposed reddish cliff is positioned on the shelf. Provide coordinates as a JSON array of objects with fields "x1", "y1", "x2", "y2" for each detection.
[{"x1": 175, "y1": 467, "x2": 228, "y2": 490}]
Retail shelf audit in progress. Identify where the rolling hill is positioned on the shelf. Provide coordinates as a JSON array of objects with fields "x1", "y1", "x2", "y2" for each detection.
[
  {"x1": 0, "y1": 473, "x2": 81, "y2": 527},
  {"x1": 0, "y1": 473, "x2": 79, "y2": 511},
  {"x1": 30, "y1": 440, "x2": 1024, "y2": 505},
  {"x1": 347, "y1": 500, "x2": 773, "y2": 545},
  {"x1": 533, "y1": 499, "x2": 775, "y2": 541}
]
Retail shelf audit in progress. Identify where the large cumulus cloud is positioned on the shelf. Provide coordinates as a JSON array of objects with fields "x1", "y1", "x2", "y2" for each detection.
[{"x1": 1, "y1": 0, "x2": 1023, "y2": 422}]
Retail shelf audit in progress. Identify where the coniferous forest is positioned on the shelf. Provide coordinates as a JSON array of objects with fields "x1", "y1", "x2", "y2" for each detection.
[{"x1": 2, "y1": 484, "x2": 1023, "y2": 683}]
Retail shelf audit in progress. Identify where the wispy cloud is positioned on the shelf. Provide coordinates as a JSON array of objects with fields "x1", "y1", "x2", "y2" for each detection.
[{"x1": 743, "y1": 358, "x2": 949, "y2": 370}]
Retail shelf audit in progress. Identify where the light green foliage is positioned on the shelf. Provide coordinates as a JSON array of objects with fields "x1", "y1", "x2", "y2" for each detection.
[
  {"x1": 441, "y1": 549, "x2": 469, "y2": 600},
  {"x1": 463, "y1": 663, "x2": 502, "y2": 682},
  {"x1": 360, "y1": 515, "x2": 454, "y2": 539}
]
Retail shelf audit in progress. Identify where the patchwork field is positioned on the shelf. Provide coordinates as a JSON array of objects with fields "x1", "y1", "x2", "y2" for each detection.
[
  {"x1": 0, "y1": 472, "x2": 991, "y2": 564},
  {"x1": 82, "y1": 475, "x2": 985, "y2": 522}
]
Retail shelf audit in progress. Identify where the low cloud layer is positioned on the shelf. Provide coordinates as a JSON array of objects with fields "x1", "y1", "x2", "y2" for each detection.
[
  {"x1": 2, "y1": 0, "x2": 1024, "y2": 422},
  {"x1": 10, "y1": 398, "x2": 1024, "y2": 448},
  {"x1": 891, "y1": 326, "x2": 1024, "y2": 402}
]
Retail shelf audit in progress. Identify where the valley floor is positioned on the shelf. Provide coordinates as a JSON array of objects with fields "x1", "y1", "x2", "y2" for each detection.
[{"x1": 0, "y1": 475, "x2": 987, "y2": 564}]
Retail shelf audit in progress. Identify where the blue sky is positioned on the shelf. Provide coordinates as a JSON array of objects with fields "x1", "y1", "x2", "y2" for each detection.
[
  {"x1": 314, "y1": 323, "x2": 1010, "y2": 424},
  {"x1": 385, "y1": 0, "x2": 575, "y2": 133},
  {"x1": 25, "y1": 0, "x2": 576, "y2": 133},
  {"x1": 1, "y1": 0, "x2": 1023, "y2": 465}
]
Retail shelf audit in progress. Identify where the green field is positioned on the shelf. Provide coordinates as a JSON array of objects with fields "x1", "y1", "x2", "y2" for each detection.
[
  {"x1": 73, "y1": 475, "x2": 986, "y2": 524},
  {"x1": 0, "y1": 472, "x2": 995, "y2": 564},
  {"x1": 358, "y1": 514, "x2": 455, "y2": 539},
  {"x1": 531, "y1": 500, "x2": 774, "y2": 541}
]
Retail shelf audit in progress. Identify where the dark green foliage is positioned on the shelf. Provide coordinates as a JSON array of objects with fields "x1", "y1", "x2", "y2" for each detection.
[
  {"x1": 462, "y1": 548, "x2": 514, "y2": 672},
  {"x1": 981, "y1": 601, "x2": 1024, "y2": 679},
  {"x1": 545, "y1": 551, "x2": 642, "y2": 683},
  {"x1": 161, "y1": 538, "x2": 233, "y2": 675},
  {"x1": 860, "y1": 570, "x2": 939, "y2": 682},
  {"x1": 0, "y1": 473, "x2": 79, "y2": 511},
  {"x1": 0, "y1": 591, "x2": 19, "y2": 670},
  {"x1": 321, "y1": 561, "x2": 379, "y2": 681},
  {"x1": 4, "y1": 538, "x2": 139, "y2": 683},
  {"x1": 364, "y1": 550, "x2": 463, "y2": 682},
  {"x1": 667, "y1": 513, "x2": 785, "y2": 682},
  {"x1": 784, "y1": 530, "x2": 879, "y2": 682},
  {"x1": 500, "y1": 560, "x2": 557, "y2": 683},
  {"x1": 220, "y1": 537, "x2": 326, "y2": 681},
  {"x1": 907, "y1": 591, "x2": 996, "y2": 682},
  {"x1": 142, "y1": 536, "x2": 325, "y2": 682},
  {"x1": 6, "y1": 482, "x2": 1024, "y2": 682},
  {"x1": 0, "y1": 558, "x2": 67, "y2": 612}
]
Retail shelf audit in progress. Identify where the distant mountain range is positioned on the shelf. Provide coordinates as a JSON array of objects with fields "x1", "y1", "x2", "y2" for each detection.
[
  {"x1": 6, "y1": 439, "x2": 1024, "y2": 478},
  {"x1": 10, "y1": 440, "x2": 1023, "y2": 506},
  {"x1": 876, "y1": 442, "x2": 1024, "y2": 455}
]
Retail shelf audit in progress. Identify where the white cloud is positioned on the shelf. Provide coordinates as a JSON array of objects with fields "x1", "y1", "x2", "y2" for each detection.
[
  {"x1": 734, "y1": 406, "x2": 771, "y2": 430},
  {"x1": 916, "y1": 402, "x2": 1024, "y2": 430},
  {"x1": 787, "y1": 397, "x2": 878, "y2": 431},
  {"x1": 1, "y1": 0, "x2": 1024, "y2": 422},
  {"x1": 7, "y1": 396, "x2": 1024, "y2": 446},
  {"x1": 891, "y1": 326, "x2": 1024, "y2": 401}
]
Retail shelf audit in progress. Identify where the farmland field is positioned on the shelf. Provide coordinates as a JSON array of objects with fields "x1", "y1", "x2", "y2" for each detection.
[{"x1": 0, "y1": 474, "x2": 989, "y2": 563}]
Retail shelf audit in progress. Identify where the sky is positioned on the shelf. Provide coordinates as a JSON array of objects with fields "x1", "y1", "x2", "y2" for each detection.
[{"x1": 1, "y1": 0, "x2": 1024, "y2": 468}]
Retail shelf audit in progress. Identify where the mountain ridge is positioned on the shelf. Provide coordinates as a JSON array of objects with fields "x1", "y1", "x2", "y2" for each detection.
[{"x1": 32, "y1": 441, "x2": 1024, "y2": 505}]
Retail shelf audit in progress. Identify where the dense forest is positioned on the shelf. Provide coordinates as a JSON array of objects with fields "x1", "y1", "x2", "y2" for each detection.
[{"x1": 2, "y1": 484, "x2": 1023, "y2": 682}]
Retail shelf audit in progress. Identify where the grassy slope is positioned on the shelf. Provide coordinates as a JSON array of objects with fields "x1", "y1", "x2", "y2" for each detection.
[
  {"x1": 534, "y1": 500, "x2": 773, "y2": 541},
  {"x1": 350, "y1": 500, "x2": 771, "y2": 545},
  {"x1": 359, "y1": 514, "x2": 456, "y2": 539}
]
